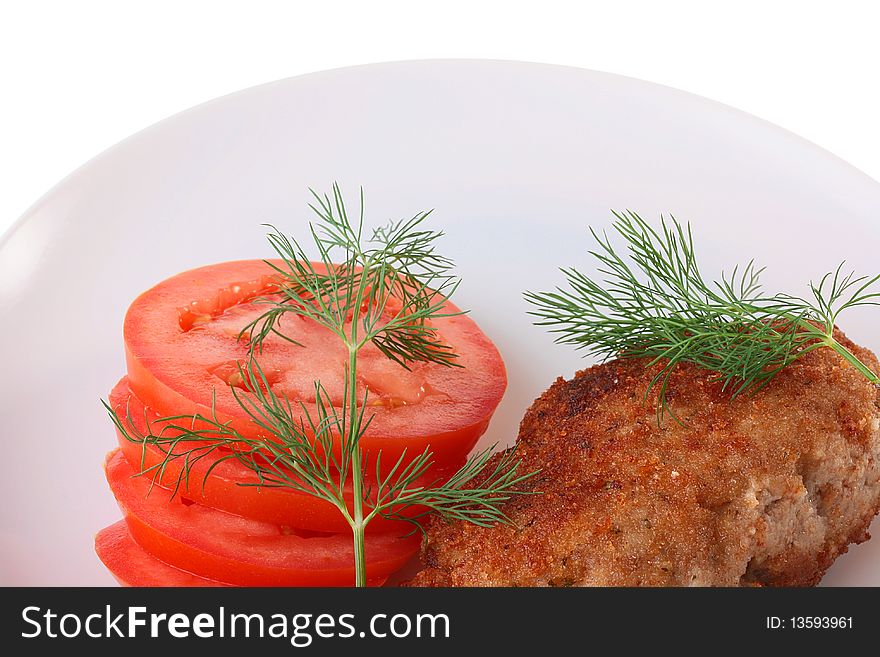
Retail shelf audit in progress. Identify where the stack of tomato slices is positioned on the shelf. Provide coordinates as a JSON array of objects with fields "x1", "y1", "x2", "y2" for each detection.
[{"x1": 96, "y1": 259, "x2": 507, "y2": 586}]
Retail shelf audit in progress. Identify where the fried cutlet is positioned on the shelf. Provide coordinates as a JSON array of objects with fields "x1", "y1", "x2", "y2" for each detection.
[{"x1": 408, "y1": 329, "x2": 880, "y2": 586}]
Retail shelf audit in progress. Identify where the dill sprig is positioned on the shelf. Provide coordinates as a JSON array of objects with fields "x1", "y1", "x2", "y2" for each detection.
[
  {"x1": 243, "y1": 186, "x2": 461, "y2": 370},
  {"x1": 110, "y1": 184, "x2": 534, "y2": 587},
  {"x1": 107, "y1": 359, "x2": 531, "y2": 532},
  {"x1": 525, "y1": 210, "x2": 880, "y2": 419}
]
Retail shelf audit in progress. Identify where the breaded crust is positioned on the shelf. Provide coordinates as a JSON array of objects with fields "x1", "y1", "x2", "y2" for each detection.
[{"x1": 409, "y1": 330, "x2": 880, "y2": 586}]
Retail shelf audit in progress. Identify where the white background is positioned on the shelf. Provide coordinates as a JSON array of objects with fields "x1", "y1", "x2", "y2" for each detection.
[
  {"x1": 3, "y1": 1, "x2": 880, "y2": 588},
  {"x1": 2, "y1": 0, "x2": 879, "y2": 239}
]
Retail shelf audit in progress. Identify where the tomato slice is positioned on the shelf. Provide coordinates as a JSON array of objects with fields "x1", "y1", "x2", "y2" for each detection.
[
  {"x1": 95, "y1": 521, "x2": 229, "y2": 587},
  {"x1": 95, "y1": 521, "x2": 387, "y2": 588},
  {"x1": 109, "y1": 377, "x2": 445, "y2": 533},
  {"x1": 123, "y1": 260, "x2": 506, "y2": 470},
  {"x1": 105, "y1": 449, "x2": 418, "y2": 586}
]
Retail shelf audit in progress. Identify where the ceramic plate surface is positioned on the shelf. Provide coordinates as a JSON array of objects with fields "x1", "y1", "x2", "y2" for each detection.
[{"x1": 2, "y1": 60, "x2": 879, "y2": 585}]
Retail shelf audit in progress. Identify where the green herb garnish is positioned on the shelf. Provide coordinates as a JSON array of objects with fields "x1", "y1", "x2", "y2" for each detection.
[{"x1": 525, "y1": 210, "x2": 880, "y2": 420}]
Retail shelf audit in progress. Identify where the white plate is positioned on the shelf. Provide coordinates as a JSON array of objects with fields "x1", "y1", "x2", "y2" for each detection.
[{"x1": 2, "y1": 60, "x2": 879, "y2": 586}]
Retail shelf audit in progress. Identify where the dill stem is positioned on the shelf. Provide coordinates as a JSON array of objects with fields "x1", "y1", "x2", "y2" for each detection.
[
  {"x1": 824, "y1": 336, "x2": 880, "y2": 384},
  {"x1": 795, "y1": 319, "x2": 880, "y2": 385},
  {"x1": 347, "y1": 343, "x2": 367, "y2": 587}
]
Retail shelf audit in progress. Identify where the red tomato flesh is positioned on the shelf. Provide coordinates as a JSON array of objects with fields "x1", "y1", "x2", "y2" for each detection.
[
  {"x1": 123, "y1": 260, "x2": 506, "y2": 470},
  {"x1": 105, "y1": 449, "x2": 418, "y2": 586},
  {"x1": 95, "y1": 521, "x2": 228, "y2": 587},
  {"x1": 95, "y1": 522, "x2": 388, "y2": 587},
  {"x1": 109, "y1": 377, "x2": 445, "y2": 532}
]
